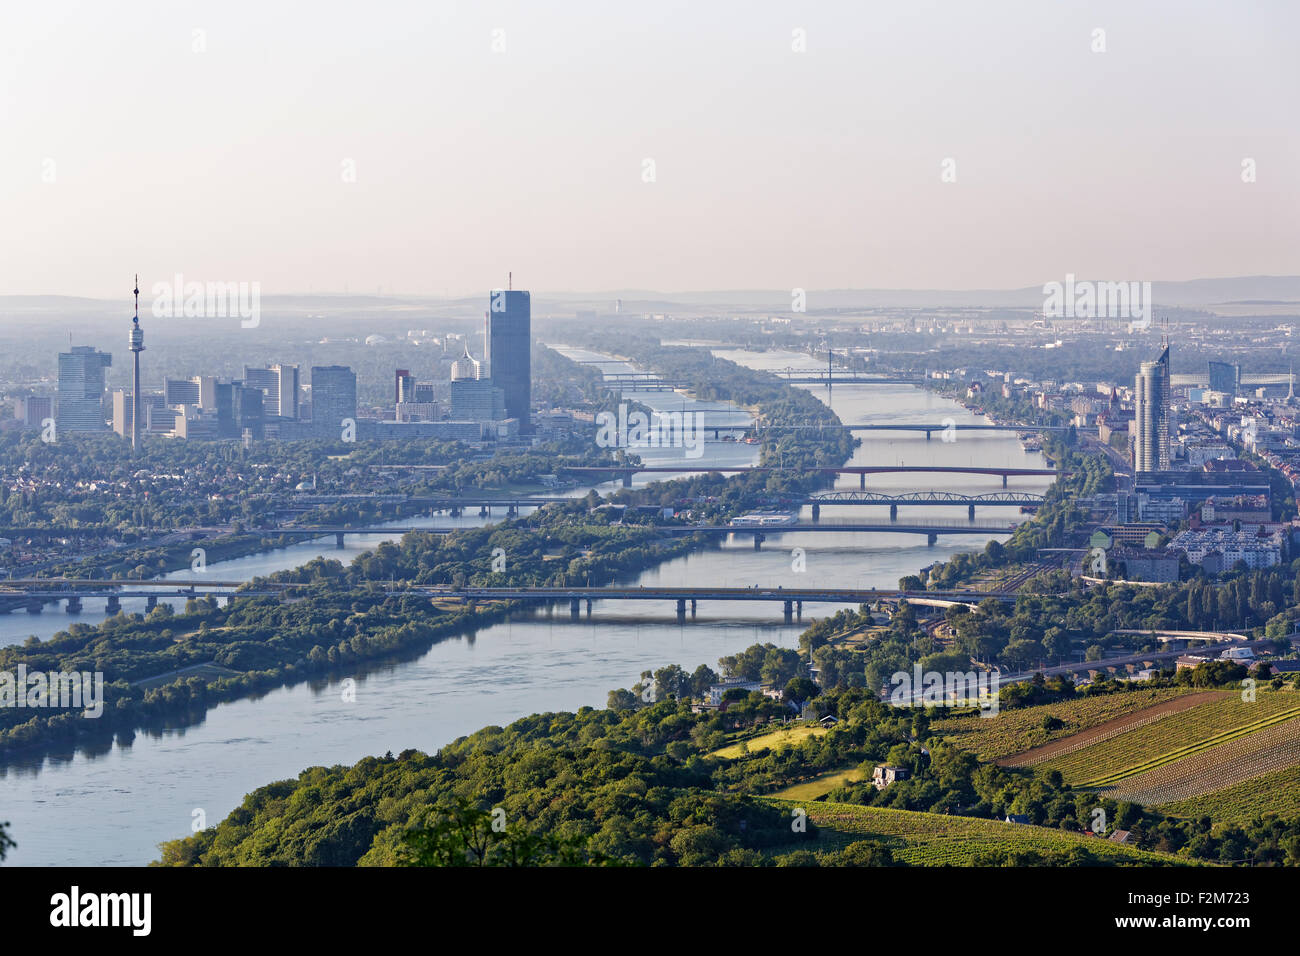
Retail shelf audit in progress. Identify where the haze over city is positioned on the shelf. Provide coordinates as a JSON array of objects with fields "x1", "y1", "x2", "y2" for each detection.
[
  {"x1": 3, "y1": 0, "x2": 1298, "y2": 299},
  {"x1": 4, "y1": 0, "x2": 1300, "y2": 932}
]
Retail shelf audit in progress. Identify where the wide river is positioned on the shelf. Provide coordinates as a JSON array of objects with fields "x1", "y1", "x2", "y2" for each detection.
[{"x1": 1, "y1": 348, "x2": 1049, "y2": 865}]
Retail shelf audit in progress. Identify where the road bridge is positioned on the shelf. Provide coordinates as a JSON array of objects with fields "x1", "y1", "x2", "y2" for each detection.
[
  {"x1": 0, "y1": 578, "x2": 291, "y2": 614},
  {"x1": 285, "y1": 490, "x2": 1044, "y2": 520},
  {"x1": 561, "y1": 463, "x2": 1061, "y2": 488},
  {"x1": 660, "y1": 519, "x2": 1019, "y2": 547},
  {"x1": 760, "y1": 422, "x2": 1070, "y2": 437},
  {"x1": 401, "y1": 584, "x2": 1019, "y2": 622},
  {"x1": 803, "y1": 490, "x2": 1044, "y2": 520},
  {"x1": 151, "y1": 519, "x2": 1022, "y2": 549}
]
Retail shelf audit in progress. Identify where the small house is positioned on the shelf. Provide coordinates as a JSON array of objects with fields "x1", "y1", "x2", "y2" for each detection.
[{"x1": 872, "y1": 765, "x2": 909, "y2": 790}]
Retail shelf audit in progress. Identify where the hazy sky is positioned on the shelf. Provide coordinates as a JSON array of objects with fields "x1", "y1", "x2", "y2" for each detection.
[{"x1": 2, "y1": 0, "x2": 1297, "y2": 298}]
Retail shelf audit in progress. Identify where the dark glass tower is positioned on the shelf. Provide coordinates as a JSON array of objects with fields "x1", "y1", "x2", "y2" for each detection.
[
  {"x1": 311, "y1": 365, "x2": 357, "y2": 438},
  {"x1": 486, "y1": 289, "x2": 531, "y2": 431}
]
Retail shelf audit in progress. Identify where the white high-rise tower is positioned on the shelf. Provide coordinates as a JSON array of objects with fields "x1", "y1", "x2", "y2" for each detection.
[{"x1": 1134, "y1": 345, "x2": 1170, "y2": 473}]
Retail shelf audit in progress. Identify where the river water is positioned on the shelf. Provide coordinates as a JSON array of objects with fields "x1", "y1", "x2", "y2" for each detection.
[{"x1": 0, "y1": 348, "x2": 1048, "y2": 865}]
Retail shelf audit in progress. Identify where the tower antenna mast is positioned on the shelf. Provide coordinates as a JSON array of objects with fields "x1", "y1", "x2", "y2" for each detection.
[{"x1": 129, "y1": 274, "x2": 146, "y2": 451}]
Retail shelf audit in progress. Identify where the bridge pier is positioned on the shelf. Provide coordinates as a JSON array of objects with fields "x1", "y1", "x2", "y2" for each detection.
[
  {"x1": 570, "y1": 597, "x2": 580, "y2": 619},
  {"x1": 335, "y1": 531, "x2": 346, "y2": 549},
  {"x1": 691, "y1": 599, "x2": 697, "y2": 618},
  {"x1": 479, "y1": 506, "x2": 488, "y2": 517},
  {"x1": 26, "y1": 599, "x2": 43, "y2": 614},
  {"x1": 65, "y1": 596, "x2": 82, "y2": 614},
  {"x1": 753, "y1": 533, "x2": 765, "y2": 551},
  {"x1": 507, "y1": 505, "x2": 517, "y2": 517},
  {"x1": 889, "y1": 504, "x2": 898, "y2": 521},
  {"x1": 621, "y1": 472, "x2": 633, "y2": 489},
  {"x1": 783, "y1": 599, "x2": 793, "y2": 623},
  {"x1": 968, "y1": 504, "x2": 976, "y2": 520},
  {"x1": 146, "y1": 595, "x2": 158, "y2": 611},
  {"x1": 925, "y1": 429, "x2": 932, "y2": 440},
  {"x1": 796, "y1": 600, "x2": 803, "y2": 620},
  {"x1": 450, "y1": 506, "x2": 461, "y2": 517},
  {"x1": 676, "y1": 598, "x2": 686, "y2": 622},
  {"x1": 810, "y1": 503, "x2": 820, "y2": 522},
  {"x1": 105, "y1": 595, "x2": 121, "y2": 614},
  {"x1": 1002, "y1": 475, "x2": 1008, "y2": 488},
  {"x1": 586, "y1": 599, "x2": 593, "y2": 618},
  {"x1": 859, "y1": 473, "x2": 866, "y2": 490},
  {"x1": 927, "y1": 533, "x2": 938, "y2": 546}
]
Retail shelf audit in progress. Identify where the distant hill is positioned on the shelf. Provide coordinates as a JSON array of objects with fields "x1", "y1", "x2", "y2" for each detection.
[{"x1": 2, "y1": 275, "x2": 1297, "y2": 318}]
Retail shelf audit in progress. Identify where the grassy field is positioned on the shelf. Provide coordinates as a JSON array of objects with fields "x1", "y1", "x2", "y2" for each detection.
[
  {"x1": 1159, "y1": 764, "x2": 1300, "y2": 825},
  {"x1": 933, "y1": 686, "x2": 1199, "y2": 761},
  {"x1": 771, "y1": 767, "x2": 865, "y2": 800},
  {"x1": 764, "y1": 800, "x2": 1192, "y2": 866},
  {"x1": 709, "y1": 724, "x2": 828, "y2": 759},
  {"x1": 1041, "y1": 692, "x2": 1300, "y2": 784}
]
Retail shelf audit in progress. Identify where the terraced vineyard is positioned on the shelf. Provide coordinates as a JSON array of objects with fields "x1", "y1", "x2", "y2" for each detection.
[
  {"x1": 932, "y1": 686, "x2": 1199, "y2": 761},
  {"x1": 1091, "y1": 716, "x2": 1300, "y2": 805},
  {"x1": 1043, "y1": 692, "x2": 1300, "y2": 784},
  {"x1": 1159, "y1": 764, "x2": 1300, "y2": 825},
  {"x1": 764, "y1": 800, "x2": 1192, "y2": 866}
]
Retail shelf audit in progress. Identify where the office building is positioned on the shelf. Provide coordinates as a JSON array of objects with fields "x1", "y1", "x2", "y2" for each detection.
[
  {"x1": 112, "y1": 389, "x2": 135, "y2": 438},
  {"x1": 311, "y1": 366, "x2": 357, "y2": 437},
  {"x1": 450, "y1": 347, "x2": 482, "y2": 382},
  {"x1": 1134, "y1": 346, "x2": 1171, "y2": 473},
  {"x1": 486, "y1": 287, "x2": 531, "y2": 430},
  {"x1": 165, "y1": 377, "x2": 201, "y2": 406},
  {"x1": 14, "y1": 395, "x2": 53, "y2": 429},
  {"x1": 450, "y1": 378, "x2": 505, "y2": 422},
  {"x1": 210, "y1": 381, "x2": 264, "y2": 439},
  {"x1": 396, "y1": 402, "x2": 441, "y2": 423},
  {"x1": 244, "y1": 364, "x2": 299, "y2": 418},
  {"x1": 1207, "y1": 361, "x2": 1240, "y2": 397},
  {"x1": 57, "y1": 346, "x2": 112, "y2": 433}
]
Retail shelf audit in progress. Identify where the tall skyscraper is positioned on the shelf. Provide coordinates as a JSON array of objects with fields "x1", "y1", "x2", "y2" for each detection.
[
  {"x1": 243, "y1": 364, "x2": 299, "y2": 418},
  {"x1": 272, "y1": 364, "x2": 300, "y2": 419},
  {"x1": 311, "y1": 366, "x2": 357, "y2": 437},
  {"x1": 57, "y1": 346, "x2": 112, "y2": 433},
  {"x1": 486, "y1": 284, "x2": 531, "y2": 430},
  {"x1": 129, "y1": 275, "x2": 145, "y2": 450},
  {"x1": 211, "y1": 381, "x2": 265, "y2": 439},
  {"x1": 1207, "y1": 360, "x2": 1239, "y2": 397},
  {"x1": 1135, "y1": 346, "x2": 1171, "y2": 473},
  {"x1": 112, "y1": 388, "x2": 134, "y2": 439}
]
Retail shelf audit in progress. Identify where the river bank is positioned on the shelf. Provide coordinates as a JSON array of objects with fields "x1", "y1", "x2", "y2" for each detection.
[{"x1": 0, "y1": 348, "x2": 1050, "y2": 865}]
